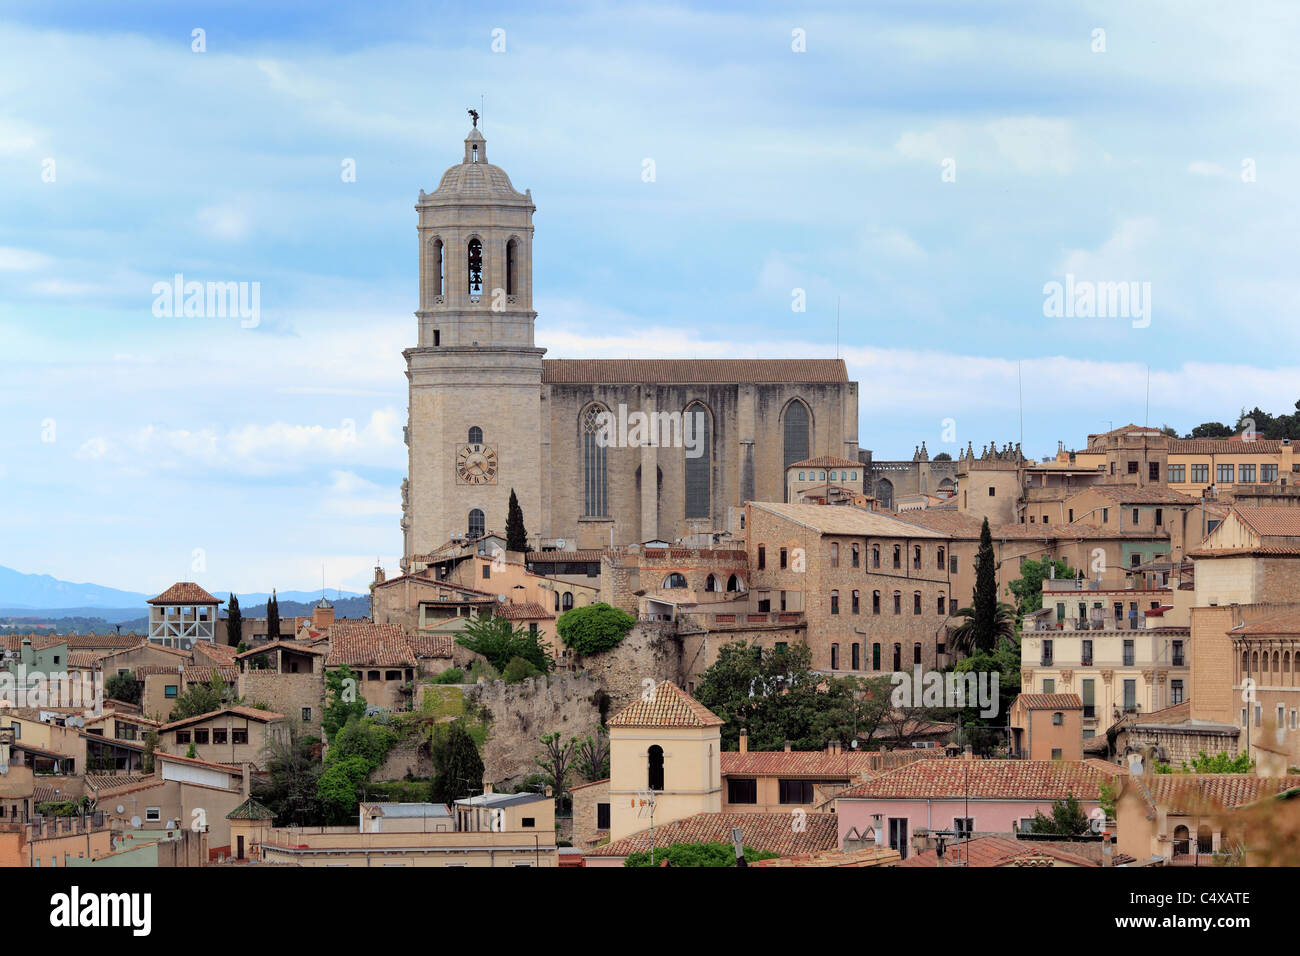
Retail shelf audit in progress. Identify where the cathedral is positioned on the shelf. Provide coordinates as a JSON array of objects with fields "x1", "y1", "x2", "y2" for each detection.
[{"x1": 400, "y1": 120, "x2": 862, "y2": 568}]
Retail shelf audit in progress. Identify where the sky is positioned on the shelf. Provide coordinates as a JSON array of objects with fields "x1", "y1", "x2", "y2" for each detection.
[{"x1": 2, "y1": 0, "x2": 1299, "y2": 596}]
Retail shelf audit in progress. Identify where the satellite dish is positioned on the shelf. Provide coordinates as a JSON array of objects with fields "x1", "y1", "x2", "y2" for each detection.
[
  {"x1": 116, "y1": 804, "x2": 125, "y2": 814},
  {"x1": 130, "y1": 815, "x2": 142, "y2": 828},
  {"x1": 497, "y1": 594, "x2": 506, "y2": 603},
  {"x1": 555, "y1": 539, "x2": 566, "y2": 550}
]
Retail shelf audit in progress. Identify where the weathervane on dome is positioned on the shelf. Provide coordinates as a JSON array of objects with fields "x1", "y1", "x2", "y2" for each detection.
[{"x1": 468, "y1": 108, "x2": 479, "y2": 128}]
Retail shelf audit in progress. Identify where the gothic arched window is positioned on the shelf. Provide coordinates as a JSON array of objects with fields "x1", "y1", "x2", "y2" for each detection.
[
  {"x1": 562, "y1": 592, "x2": 574, "y2": 611},
  {"x1": 783, "y1": 400, "x2": 810, "y2": 471},
  {"x1": 664, "y1": 573, "x2": 687, "y2": 589},
  {"x1": 582, "y1": 405, "x2": 608, "y2": 517},
  {"x1": 506, "y1": 237, "x2": 519, "y2": 296},
  {"x1": 467, "y1": 238, "x2": 483, "y2": 295},
  {"x1": 468, "y1": 426, "x2": 483, "y2": 444},
  {"x1": 467, "y1": 508, "x2": 485, "y2": 539},
  {"x1": 684, "y1": 402, "x2": 712, "y2": 519},
  {"x1": 648, "y1": 745, "x2": 665, "y2": 791},
  {"x1": 430, "y1": 238, "x2": 444, "y2": 297}
]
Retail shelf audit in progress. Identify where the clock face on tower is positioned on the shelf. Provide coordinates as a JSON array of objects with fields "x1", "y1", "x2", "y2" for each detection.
[{"x1": 456, "y1": 443, "x2": 499, "y2": 485}]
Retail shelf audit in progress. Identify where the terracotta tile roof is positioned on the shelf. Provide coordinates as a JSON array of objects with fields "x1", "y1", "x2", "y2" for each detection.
[
  {"x1": 900, "y1": 835, "x2": 1135, "y2": 868},
  {"x1": 1086, "y1": 484, "x2": 1199, "y2": 505},
  {"x1": 134, "y1": 665, "x2": 185, "y2": 677},
  {"x1": 1015, "y1": 694, "x2": 1083, "y2": 710},
  {"x1": 495, "y1": 602, "x2": 554, "y2": 620},
  {"x1": 147, "y1": 582, "x2": 221, "y2": 605},
  {"x1": 83, "y1": 773, "x2": 152, "y2": 793},
  {"x1": 1233, "y1": 505, "x2": 1300, "y2": 538},
  {"x1": 1172, "y1": 437, "x2": 1289, "y2": 454},
  {"x1": 161, "y1": 705, "x2": 284, "y2": 731},
  {"x1": 789, "y1": 456, "x2": 863, "y2": 470},
  {"x1": 66, "y1": 651, "x2": 103, "y2": 668},
  {"x1": 895, "y1": 511, "x2": 986, "y2": 537},
  {"x1": 720, "y1": 751, "x2": 881, "y2": 777},
  {"x1": 525, "y1": 550, "x2": 608, "y2": 563},
  {"x1": 408, "y1": 634, "x2": 454, "y2": 658},
  {"x1": 749, "y1": 846, "x2": 902, "y2": 867},
  {"x1": 0, "y1": 633, "x2": 145, "y2": 651},
  {"x1": 227, "y1": 797, "x2": 275, "y2": 820},
  {"x1": 1, "y1": 634, "x2": 71, "y2": 651},
  {"x1": 586, "y1": 811, "x2": 839, "y2": 858},
  {"x1": 191, "y1": 642, "x2": 239, "y2": 664},
  {"x1": 232, "y1": 639, "x2": 324, "y2": 659},
  {"x1": 568, "y1": 777, "x2": 610, "y2": 792},
  {"x1": 1135, "y1": 774, "x2": 1300, "y2": 813},
  {"x1": 838, "y1": 759, "x2": 1122, "y2": 801},
  {"x1": 607, "y1": 681, "x2": 724, "y2": 728},
  {"x1": 751, "y1": 501, "x2": 946, "y2": 539},
  {"x1": 183, "y1": 664, "x2": 239, "y2": 685},
  {"x1": 324, "y1": 622, "x2": 417, "y2": 668},
  {"x1": 1231, "y1": 611, "x2": 1300, "y2": 636},
  {"x1": 153, "y1": 751, "x2": 246, "y2": 774},
  {"x1": 541, "y1": 358, "x2": 849, "y2": 385}
]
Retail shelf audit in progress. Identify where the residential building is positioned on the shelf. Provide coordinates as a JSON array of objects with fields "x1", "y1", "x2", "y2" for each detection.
[{"x1": 1009, "y1": 694, "x2": 1084, "y2": 760}]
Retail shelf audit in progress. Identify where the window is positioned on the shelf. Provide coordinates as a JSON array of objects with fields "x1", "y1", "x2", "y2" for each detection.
[
  {"x1": 505, "y1": 237, "x2": 519, "y2": 296},
  {"x1": 482, "y1": 563, "x2": 491, "y2": 579},
  {"x1": 582, "y1": 405, "x2": 608, "y2": 516},
  {"x1": 913, "y1": 546, "x2": 921, "y2": 570},
  {"x1": 1191, "y1": 463, "x2": 1209, "y2": 483},
  {"x1": 521, "y1": 817, "x2": 535, "y2": 828},
  {"x1": 430, "y1": 237, "x2": 444, "y2": 296},
  {"x1": 892, "y1": 546, "x2": 901, "y2": 569},
  {"x1": 385, "y1": 670, "x2": 401, "y2": 680},
  {"x1": 562, "y1": 592, "x2": 574, "y2": 611},
  {"x1": 1170, "y1": 680, "x2": 1184, "y2": 705},
  {"x1": 1155, "y1": 508, "x2": 1163, "y2": 526},
  {"x1": 165, "y1": 684, "x2": 178, "y2": 699},
  {"x1": 1123, "y1": 639, "x2": 1135, "y2": 667},
  {"x1": 778, "y1": 779, "x2": 814, "y2": 804},
  {"x1": 988, "y1": 486, "x2": 996, "y2": 496},
  {"x1": 1042, "y1": 678, "x2": 1055, "y2": 693},
  {"x1": 1051, "y1": 748, "x2": 1063, "y2": 760},
  {"x1": 1081, "y1": 679, "x2": 1095, "y2": 718},
  {"x1": 1102, "y1": 508, "x2": 1109, "y2": 524},
  {"x1": 937, "y1": 547, "x2": 945, "y2": 570},
  {"x1": 1262, "y1": 464, "x2": 1278, "y2": 482},
  {"x1": 468, "y1": 425, "x2": 483, "y2": 444},
  {"x1": 913, "y1": 591, "x2": 921, "y2": 615},
  {"x1": 872, "y1": 590, "x2": 880, "y2": 614},
  {"x1": 830, "y1": 643, "x2": 840, "y2": 669},
  {"x1": 467, "y1": 509, "x2": 485, "y2": 539},
  {"x1": 1123, "y1": 679, "x2": 1137, "y2": 712},
  {"x1": 213, "y1": 729, "x2": 228, "y2": 744},
  {"x1": 851, "y1": 643, "x2": 860, "y2": 669},
  {"x1": 1217, "y1": 463, "x2": 1235, "y2": 483},
  {"x1": 1052, "y1": 711, "x2": 1064, "y2": 726},
  {"x1": 950, "y1": 554, "x2": 958, "y2": 574},
  {"x1": 1041, "y1": 640, "x2": 1053, "y2": 666},
  {"x1": 779, "y1": 547, "x2": 787, "y2": 569},
  {"x1": 232, "y1": 729, "x2": 248, "y2": 745},
  {"x1": 647, "y1": 745, "x2": 665, "y2": 791},
  {"x1": 1169, "y1": 464, "x2": 1185, "y2": 483},
  {"x1": 1149, "y1": 461, "x2": 1160, "y2": 481},
  {"x1": 1172, "y1": 640, "x2": 1184, "y2": 666},
  {"x1": 851, "y1": 543, "x2": 860, "y2": 568},
  {"x1": 830, "y1": 590, "x2": 839, "y2": 615},
  {"x1": 892, "y1": 643, "x2": 901, "y2": 670},
  {"x1": 175, "y1": 731, "x2": 190, "y2": 744},
  {"x1": 953, "y1": 818, "x2": 975, "y2": 838},
  {"x1": 937, "y1": 594, "x2": 946, "y2": 615},
  {"x1": 467, "y1": 237, "x2": 483, "y2": 294},
  {"x1": 664, "y1": 573, "x2": 687, "y2": 589},
  {"x1": 830, "y1": 543, "x2": 839, "y2": 567},
  {"x1": 893, "y1": 591, "x2": 901, "y2": 614},
  {"x1": 1081, "y1": 639, "x2": 1093, "y2": 666},
  {"x1": 1239, "y1": 463, "x2": 1256, "y2": 483},
  {"x1": 757, "y1": 546, "x2": 766, "y2": 570},
  {"x1": 783, "y1": 401, "x2": 811, "y2": 471},
  {"x1": 145, "y1": 807, "x2": 161, "y2": 822},
  {"x1": 684, "y1": 402, "x2": 711, "y2": 518},
  {"x1": 1132, "y1": 508, "x2": 1139, "y2": 525},
  {"x1": 872, "y1": 545, "x2": 880, "y2": 568},
  {"x1": 851, "y1": 590, "x2": 860, "y2": 614},
  {"x1": 872, "y1": 643, "x2": 881, "y2": 670},
  {"x1": 913, "y1": 642, "x2": 922, "y2": 665},
  {"x1": 597, "y1": 803, "x2": 611, "y2": 829},
  {"x1": 727, "y1": 778, "x2": 757, "y2": 804}
]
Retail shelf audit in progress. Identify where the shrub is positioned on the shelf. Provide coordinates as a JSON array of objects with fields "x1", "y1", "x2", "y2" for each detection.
[
  {"x1": 502, "y1": 656, "x2": 542, "y2": 683},
  {"x1": 624, "y1": 841, "x2": 778, "y2": 867},
  {"x1": 431, "y1": 667, "x2": 464, "y2": 685},
  {"x1": 556, "y1": 603, "x2": 636, "y2": 655}
]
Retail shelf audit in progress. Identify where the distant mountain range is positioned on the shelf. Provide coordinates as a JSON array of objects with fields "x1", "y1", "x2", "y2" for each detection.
[{"x1": 0, "y1": 565, "x2": 365, "y2": 615}]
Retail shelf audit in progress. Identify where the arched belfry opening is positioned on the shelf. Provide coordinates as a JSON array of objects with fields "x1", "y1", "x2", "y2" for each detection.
[{"x1": 467, "y1": 238, "x2": 483, "y2": 296}]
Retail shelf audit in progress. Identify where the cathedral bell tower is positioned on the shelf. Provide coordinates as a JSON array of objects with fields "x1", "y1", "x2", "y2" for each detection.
[{"x1": 401, "y1": 116, "x2": 545, "y2": 569}]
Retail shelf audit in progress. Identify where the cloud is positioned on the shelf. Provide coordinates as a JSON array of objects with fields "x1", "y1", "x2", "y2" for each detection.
[
  {"x1": 196, "y1": 203, "x2": 252, "y2": 241},
  {"x1": 0, "y1": 247, "x2": 52, "y2": 271},
  {"x1": 895, "y1": 117, "x2": 1078, "y2": 175}
]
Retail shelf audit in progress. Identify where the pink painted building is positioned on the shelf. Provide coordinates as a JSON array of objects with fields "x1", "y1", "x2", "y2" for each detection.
[{"x1": 836, "y1": 758, "x2": 1124, "y2": 860}]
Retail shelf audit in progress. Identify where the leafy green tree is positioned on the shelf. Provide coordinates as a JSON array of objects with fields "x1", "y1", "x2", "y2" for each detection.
[
  {"x1": 574, "y1": 726, "x2": 610, "y2": 782},
  {"x1": 316, "y1": 755, "x2": 373, "y2": 824},
  {"x1": 556, "y1": 603, "x2": 636, "y2": 655},
  {"x1": 695, "y1": 642, "x2": 891, "y2": 751},
  {"x1": 1189, "y1": 421, "x2": 1233, "y2": 439},
  {"x1": 331, "y1": 715, "x2": 398, "y2": 769},
  {"x1": 226, "y1": 592, "x2": 243, "y2": 647},
  {"x1": 502, "y1": 656, "x2": 542, "y2": 683},
  {"x1": 168, "y1": 670, "x2": 228, "y2": 721},
  {"x1": 1028, "y1": 793, "x2": 1091, "y2": 836},
  {"x1": 950, "y1": 638, "x2": 1021, "y2": 753},
  {"x1": 1009, "y1": 558, "x2": 1076, "y2": 617},
  {"x1": 323, "y1": 665, "x2": 367, "y2": 743},
  {"x1": 624, "y1": 841, "x2": 779, "y2": 867},
  {"x1": 933, "y1": 452, "x2": 952, "y2": 461},
  {"x1": 104, "y1": 671, "x2": 142, "y2": 707},
  {"x1": 266, "y1": 589, "x2": 280, "y2": 642},
  {"x1": 505, "y1": 488, "x2": 530, "y2": 553},
  {"x1": 1155, "y1": 749, "x2": 1254, "y2": 774},
  {"x1": 142, "y1": 728, "x2": 160, "y2": 773},
  {"x1": 456, "y1": 616, "x2": 552, "y2": 674},
  {"x1": 535, "y1": 732, "x2": 575, "y2": 813},
  {"x1": 256, "y1": 729, "x2": 325, "y2": 826},
  {"x1": 431, "y1": 720, "x2": 485, "y2": 805}
]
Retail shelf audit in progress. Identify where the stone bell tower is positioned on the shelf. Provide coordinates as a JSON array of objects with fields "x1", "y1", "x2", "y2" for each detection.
[{"x1": 401, "y1": 117, "x2": 545, "y2": 569}]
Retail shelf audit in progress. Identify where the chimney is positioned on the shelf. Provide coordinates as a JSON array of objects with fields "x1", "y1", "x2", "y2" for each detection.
[
  {"x1": 483, "y1": 782, "x2": 493, "y2": 794},
  {"x1": 739, "y1": 729, "x2": 748, "y2": 754},
  {"x1": 1101, "y1": 832, "x2": 1113, "y2": 867},
  {"x1": 783, "y1": 740, "x2": 792, "y2": 753},
  {"x1": 1127, "y1": 752, "x2": 1144, "y2": 775},
  {"x1": 963, "y1": 745, "x2": 973, "y2": 760},
  {"x1": 242, "y1": 761, "x2": 252, "y2": 799}
]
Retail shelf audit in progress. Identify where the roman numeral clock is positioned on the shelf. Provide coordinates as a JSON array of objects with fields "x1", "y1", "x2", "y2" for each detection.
[{"x1": 455, "y1": 442, "x2": 499, "y2": 485}]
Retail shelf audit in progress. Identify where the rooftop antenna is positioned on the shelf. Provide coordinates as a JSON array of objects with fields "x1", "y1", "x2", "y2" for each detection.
[
  {"x1": 1018, "y1": 360, "x2": 1024, "y2": 450},
  {"x1": 836, "y1": 296, "x2": 841, "y2": 361},
  {"x1": 1145, "y1": 364, "x2": 1151, "y2": 428}
]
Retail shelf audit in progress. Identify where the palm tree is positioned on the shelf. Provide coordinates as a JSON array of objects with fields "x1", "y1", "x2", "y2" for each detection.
[{"x1": 947, "y1": 601, "x2": 1018, "y2": 657}]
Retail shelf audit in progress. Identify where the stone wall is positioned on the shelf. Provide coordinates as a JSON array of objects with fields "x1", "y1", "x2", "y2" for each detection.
[
  {"x1": 467, "y1": 672, "x2": 605, "y2": 788},
  {"x1": 569, "y1": 778, "x2": 610, "y2": 849},
  {"x1": 376, "y1": 742, "x2": 433, "y2": 781},
  {"x1": 565, "y1": 621, "x2": 683, "y2": 716},
  {"x1": 238, "y1": 670, "x2": 326, "y2": 739}
]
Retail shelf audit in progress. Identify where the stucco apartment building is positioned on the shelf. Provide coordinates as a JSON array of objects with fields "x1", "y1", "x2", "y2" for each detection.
[
  {"x1": 1009, "y1": 694, "x2": 1083, "y2": 760},
  {"x1": 160, "y1": 706, "x2": 286, "y2": 770}
]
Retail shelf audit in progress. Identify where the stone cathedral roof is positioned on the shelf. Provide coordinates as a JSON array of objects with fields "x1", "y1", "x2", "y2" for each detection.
[
  {"x1": 422, "y1": 127, "x2": 531, "y2": 204},
  {"x1": 541, "y1": 358, "x2": 850, "y2": 385}
]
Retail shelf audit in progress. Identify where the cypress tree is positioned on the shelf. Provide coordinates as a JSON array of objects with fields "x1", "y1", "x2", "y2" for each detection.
[
  {"x1": 431, "y1": 721, "x2": 485, "y2": 805},
  {"x1": 267, "y1": 589, "x2": 280, "y2": 641},
  {"x1": 226, "y1": 593, "x2": 243, "y2": 647},
  {"x1": 505, "y1": 488, "x2": 529, "y2": 553},
  {"x1": 972, "y1": 517, "x2": 998, "y2": 652}
]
